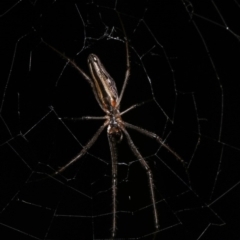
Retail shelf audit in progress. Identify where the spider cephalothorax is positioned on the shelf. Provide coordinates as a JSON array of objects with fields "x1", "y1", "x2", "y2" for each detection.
[{"x1": 107, "y1": 114, "x2": 123, "y2": 143}]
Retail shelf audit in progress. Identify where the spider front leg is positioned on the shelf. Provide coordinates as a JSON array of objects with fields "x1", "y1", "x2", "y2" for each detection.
[
  {"x1": 121, "y1": 126, "x2": 160, "y2": 231},
  {"x1": 107, "y1": 133, "x2": 118, "y2": 238}
]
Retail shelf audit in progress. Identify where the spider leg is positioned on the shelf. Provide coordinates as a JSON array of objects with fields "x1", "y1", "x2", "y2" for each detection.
[
  {"x1": 42, "y1": 40, "x2": 106, "y2": 113},
  {"x1": 107, "y1": 133, "x2": 118, "y2": 238},
  {"x1": 121, "y1": 126, "x2": 160, "y2": 230},
  {"x1": 55, "y1": 120, "x2": 108, "y2": 174},
  {"x1": 116, "y1": 12, "x2": 130, "y2": 107},
  {"x1": 60, "y1": 116, "x2": 107, "y2": 121},
  {"x1": 42, "y1": 40, "x2": 92, "y2": 85},
  {"x1": 120, "y1": 99, "x2": 153, "y2": 116},
  {"x1": 123, "y1": 122, "x2": 187, "y2": 169}
]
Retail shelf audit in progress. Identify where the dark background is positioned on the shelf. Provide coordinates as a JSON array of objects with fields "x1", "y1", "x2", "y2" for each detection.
[{"x1": 1, "y1": 0, "x2": 240, "y2": 239}]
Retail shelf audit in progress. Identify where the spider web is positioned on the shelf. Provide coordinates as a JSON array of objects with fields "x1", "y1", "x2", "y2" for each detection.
[{"x1": 1, "y1": 0, "x2": 240, "y2": 239}]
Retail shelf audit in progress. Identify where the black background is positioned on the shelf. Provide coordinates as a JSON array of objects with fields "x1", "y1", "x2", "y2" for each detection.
[{"x1": 1, "y1": 0, "x2": 240, "y2": 239}]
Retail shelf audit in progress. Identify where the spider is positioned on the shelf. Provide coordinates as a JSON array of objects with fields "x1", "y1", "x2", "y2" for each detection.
[{"x1": 42, "y1": 12, "x2": 186, "y2": 238}]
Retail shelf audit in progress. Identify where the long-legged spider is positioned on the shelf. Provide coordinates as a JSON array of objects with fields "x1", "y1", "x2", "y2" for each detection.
[{"x1": 42, "y1": 12, "x2": 186, "y2": 238}]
